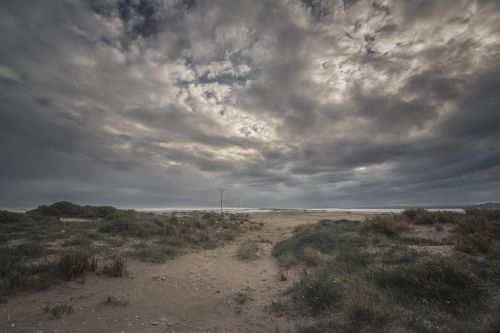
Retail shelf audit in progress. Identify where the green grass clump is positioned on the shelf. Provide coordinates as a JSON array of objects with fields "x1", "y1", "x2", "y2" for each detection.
[
  {"x1": 273, "y1": 220, "x2": 365, "y2": 264},
  {"x1": 236, "y1": 240, "x2": 260, "y2": 260},
  {"x1": 380, "y1": 246, "x2": 420, "y2": 264},
  {"x1": 288, "y1": 267, "x2": 342, "y2": 314},
  {"x1": 371, "y1": 257, "x2": 486, "y2": 314}
]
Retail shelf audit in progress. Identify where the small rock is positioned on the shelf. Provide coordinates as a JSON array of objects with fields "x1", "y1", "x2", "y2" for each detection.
[{"x1": 151, "y1": 322, "x2": 159, "y2": 325}]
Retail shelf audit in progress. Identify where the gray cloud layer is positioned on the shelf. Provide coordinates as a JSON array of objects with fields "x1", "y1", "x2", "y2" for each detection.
[{"x1": 1, "y1": 0, "x2": 500, "y2": 208}]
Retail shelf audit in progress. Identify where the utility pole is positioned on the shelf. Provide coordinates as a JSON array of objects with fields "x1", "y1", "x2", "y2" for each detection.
[{"x1": 219, "y1": 188, "x2": 224, "y2": 214}]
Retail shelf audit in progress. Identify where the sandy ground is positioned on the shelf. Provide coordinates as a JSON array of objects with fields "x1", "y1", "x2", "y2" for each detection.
[{"x1": 0, "y1": 211, "x2": 373, "y2": 333}]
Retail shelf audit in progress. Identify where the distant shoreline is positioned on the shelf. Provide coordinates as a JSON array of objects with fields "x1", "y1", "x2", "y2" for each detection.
[{"x1": 2, "y1": 206, "x2": 466, "y2": 214}]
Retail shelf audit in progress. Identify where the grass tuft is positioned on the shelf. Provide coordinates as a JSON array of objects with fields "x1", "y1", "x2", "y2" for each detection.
[
  {"x1": 102, "y1": 257, "x2": 127, "y2": 277},
  {"x1": 370, "y1": 257, "x2": 486, "y2": 314},
  {"x1": 58, "y1": 249, "x2": 96, "y2": 281},
  {"x1": 102, "y1": 295, "x2": 128, "y2": 306},
  {"x1": 289, "y1": 267, "x2": 342, "y2": 314},
  {"x1": 44, "y1": 303, "x2": 73, "y2": 318}
]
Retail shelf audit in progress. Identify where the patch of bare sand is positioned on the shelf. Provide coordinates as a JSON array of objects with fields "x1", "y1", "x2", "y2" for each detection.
[{"x1": 0, "y1": 211, "x2": 371, "y2": 333}]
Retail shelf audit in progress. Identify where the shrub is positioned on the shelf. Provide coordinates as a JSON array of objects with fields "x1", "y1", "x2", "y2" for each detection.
[
  {"x1": 454, "y1": 232, "x2": 492, "y2": 255},
  {"x1": 358, "y1": 215, "x2": 408, "y2": 235},
  {"x1": 29, "y1": 201, "x2": 117, "y2": 218},
  {"x1": 402, "y1": 209, "x2": 461, "y2": 224},
  {"x1": 236, "y1": 240, "x2": 260, "y2": 260}
]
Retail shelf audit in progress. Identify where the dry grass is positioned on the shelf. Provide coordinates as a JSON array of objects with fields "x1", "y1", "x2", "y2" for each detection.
[
  {"x1": 358, "y1": 215, "x2": 409, "y2": 235},
  {"x1": 236, "y1": 240, "x2": 260, "y2": 260},
  {"x1": 58, "y1": 249, "x2": 96, "y2": 281},
  {"x1": 102, "y1": 257, "x2": 127, "y2": 277}
]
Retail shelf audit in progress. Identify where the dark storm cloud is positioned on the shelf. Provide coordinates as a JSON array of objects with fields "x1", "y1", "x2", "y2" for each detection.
[{"x1": 1, "y1": 0, "x2": 499, "y2": 208}]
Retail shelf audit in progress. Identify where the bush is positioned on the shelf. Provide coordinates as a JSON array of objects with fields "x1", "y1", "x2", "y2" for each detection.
[
  {"x1": 29, "y1": 201, "x2": 117, "y2": 218},
  {"x1": 454, "y1": 232, "x2": 492, "y2": 255},
  {"x1": 402, "y1": 209, "x2": 461, "y2": 224},
  {"x1": 358, "y1": 215, "x2": 408, "y2": 235},
  {"x1": 58, "y1": 249, "x2": 96, "y2": 281},
  {"x1": 236, "y1": 240, "x2": 260, "y2": 260}
]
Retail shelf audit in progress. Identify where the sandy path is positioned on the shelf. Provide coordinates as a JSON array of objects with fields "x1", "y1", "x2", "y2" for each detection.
[{"x1": 1, "y1": 211, "x2": 369, "y2": 333}]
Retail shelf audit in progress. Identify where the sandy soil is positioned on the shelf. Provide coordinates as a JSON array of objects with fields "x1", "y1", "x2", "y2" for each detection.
[{"x1": 0, "y1": 211, "x2": 373, "y2": 333}]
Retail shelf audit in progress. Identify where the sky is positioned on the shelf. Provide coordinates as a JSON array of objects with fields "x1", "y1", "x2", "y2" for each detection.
[{"x1": 1, "y1": 0, "x2": 500, "y2": 208}]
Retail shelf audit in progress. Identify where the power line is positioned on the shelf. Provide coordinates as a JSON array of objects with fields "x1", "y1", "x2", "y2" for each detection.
[
  {"x1": 0, "y1": 72, "x2": 89, "y2": 128},
  {"x1": 0, "y1": 72, "x2": 125, "y2": 161}
]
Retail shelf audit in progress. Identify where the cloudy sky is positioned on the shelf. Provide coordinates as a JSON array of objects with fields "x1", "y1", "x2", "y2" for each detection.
[{"x1": 1, "y1": 0, "x2": 499, "y2": 208}]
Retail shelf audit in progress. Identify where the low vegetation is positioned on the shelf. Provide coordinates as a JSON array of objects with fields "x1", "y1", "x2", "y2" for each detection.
[
  {"x1": 236, "y1": 240, "x2": 260, "y2": 260},
  {"x1": 272, "y1": 209, "x2": 500, "y2": 332},
  {"x1": 43, "y1": 303, "x2": 74, "y2": 318},
  {"x1": 102, "y1": 295, "x2": 129, "y2": 306},
  {"x1": 102, "y1": 257, "x2": 127, "y2": 277},
  {"x1": 58, "y1": 249, "x2": 97, "y2": 281},
  {"x1": 0, "y1": 201, "x2": 251, "y2": 299},
  {"x1": 358, "y1": 214, "x2": 409, "y2": 235}
]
